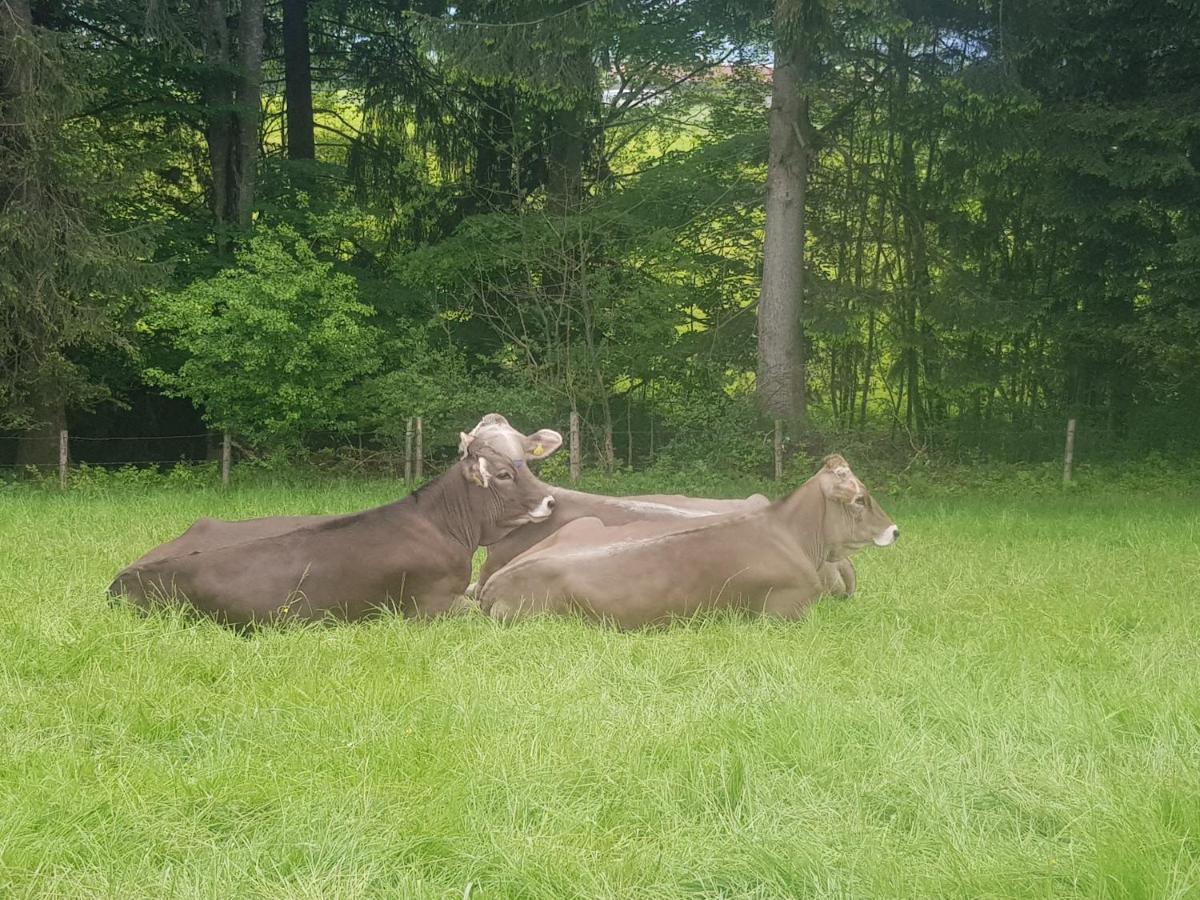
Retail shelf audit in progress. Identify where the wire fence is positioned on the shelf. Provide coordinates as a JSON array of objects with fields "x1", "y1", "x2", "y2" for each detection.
[{"x1": 0, "y1": 415, "x2": 1105, "y2": 490}]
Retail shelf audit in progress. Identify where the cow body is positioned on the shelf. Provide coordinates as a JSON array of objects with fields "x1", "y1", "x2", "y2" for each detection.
[
  {"x1": 452, "y1": 414, "x2": 771, "y2": 595},
  {"x1": 126, "y1": 514, "x2": 334, "y2": 566},
  {"x1": 474, "y1": 488, "x2": 771, "y2": 592},
  {"x1": 109, "y1": 440, "x2": 559, "y2": 627},
  {"x1": 479, "y1": 455, "x2": 896, "y2": 627}
]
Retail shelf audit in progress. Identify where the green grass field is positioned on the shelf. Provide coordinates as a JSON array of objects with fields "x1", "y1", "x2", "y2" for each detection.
[{"x1": 1, "y1": 478, "x2": 1198, "y2": 898}]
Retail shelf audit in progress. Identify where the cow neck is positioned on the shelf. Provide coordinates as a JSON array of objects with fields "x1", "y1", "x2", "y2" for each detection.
[
  {"x1": 777, "y1": 475, "x2": 829, "y2": 564},
  {"x1": 408, "y1": 468, "x2": 485, "y2": 551}
]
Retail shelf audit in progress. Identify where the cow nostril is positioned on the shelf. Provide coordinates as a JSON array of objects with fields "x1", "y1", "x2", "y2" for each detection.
[
  {"x1": 892, "y1": 527, "x2": 900, "y2": 540},
  {"x1": 545, "y1": 496, "x2": 556, "y2": 509}
]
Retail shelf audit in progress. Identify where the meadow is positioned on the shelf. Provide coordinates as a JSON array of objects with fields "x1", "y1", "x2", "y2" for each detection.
[{"x1": 0, "y1": 475, "x2": 1198, "y2": 898}]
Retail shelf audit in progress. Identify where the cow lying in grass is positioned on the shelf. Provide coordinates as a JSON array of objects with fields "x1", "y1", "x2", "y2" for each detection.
[
  {"x1": 478, "y1": 455, "x2": 898, "y2": 627},
  {"x1": 108, "y1": 435, "x2": 559, "y2": 627},
  {"x1": 461, "y1": 415, "x2": 770, "y2": 596}
]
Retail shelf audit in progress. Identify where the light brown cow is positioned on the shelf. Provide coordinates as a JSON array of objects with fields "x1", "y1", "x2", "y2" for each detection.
[
  {"x1": 461, "y1": 414, "x2": 770, "y2": 594},
  {"x1": 109, "y1": 437, "x2": 559, "y2": 627},
  {"x1": 478, "y1": 454, "x2": 897, "y2": 626}
]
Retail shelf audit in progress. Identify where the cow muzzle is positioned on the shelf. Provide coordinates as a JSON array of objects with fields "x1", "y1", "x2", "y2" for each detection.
[
  {"x1": 527, "y1": 494, "x2": 556, "y2": 522},
  {"x1": 874, "y1": 524, "x2": 899, "y2": 547}
]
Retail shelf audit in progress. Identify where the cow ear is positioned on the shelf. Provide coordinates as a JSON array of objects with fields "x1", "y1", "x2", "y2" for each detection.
[
  {"x1": 458, "y1": 431, "x2": 475, "y2": 459},
  {"x1": 822, "y1": 455, "x2": 858, "y2": 503},
  {"x1": 829, "y1": 479, "x2": 858, "y2": 503},
  {"x1": 523, "y1": 428, "x2": 563, "y2": 461},
  {"x1": 462, "y1": 454, "x2": 491, "y2": 488},
  {"x1": 830, "y1": 475, "x2": 859, "y2": 504}
]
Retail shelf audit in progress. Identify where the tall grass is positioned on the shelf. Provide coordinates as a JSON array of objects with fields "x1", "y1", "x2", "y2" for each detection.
[{"x1": 0, "y1": 480, "x2": 1197, "y2": 897}]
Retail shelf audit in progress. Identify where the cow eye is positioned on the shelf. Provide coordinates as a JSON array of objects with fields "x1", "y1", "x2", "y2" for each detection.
[
  {"x1": 853, "y1": 495, "x2": 866, "y2": 507},
  {"x1": 495, "y1": 470, "x2": 514, "y2": 482}
]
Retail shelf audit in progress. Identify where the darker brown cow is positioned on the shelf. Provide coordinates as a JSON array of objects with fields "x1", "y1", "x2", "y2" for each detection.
[
  {"x1": 479, "y1": 454, "x2": 898, "y2": 627},
  {"x1": 109, "y1": 437, "x2": 558, "y2": 626},
  {"x1": 130, "y1": 415, "x2": 565, "y2": 568}
]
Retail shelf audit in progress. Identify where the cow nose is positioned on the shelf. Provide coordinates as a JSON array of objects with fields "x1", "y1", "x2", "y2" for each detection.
[{"x1": 892, "y1": 527, "x2": 900, "y2": 541}]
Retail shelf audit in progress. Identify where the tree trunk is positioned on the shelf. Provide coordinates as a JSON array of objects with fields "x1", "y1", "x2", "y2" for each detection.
[
  {"x1": 1, "y1": 0, "x2": 33, "y2": 80},
  {"x1": 196, "y1": 0, "x2": 263, "y2": 242},
  {"x1": 602, "y1": 416, "x2": 614, "y2": 474},
  {"x1": 473, "y1": 87, "x2": 516, "y2": 210},
  {"x1": 197, "y1": 0, "x2": 234, "y2": 250},
  {"x1": 282, "y1": 0, "x2": 315, "y2": 160},
  {"x1": 757, "y1": 0, "x2": 811, "y2": 426},
  {"x1": 860, "y1": 312, "x2": 875, "y2": 427},
  {"x1": 893, "y1": 36, "x2": 927, "y2": 436},
  {"x1": 234, "y1": 0, "x2": 264, "y2": 229},
  {"x1": 547, "y1": 103, "x2": 586, "y2": 217},
  {"x1": 2, "y1": 0, "x2": 53, "y2": 444}
]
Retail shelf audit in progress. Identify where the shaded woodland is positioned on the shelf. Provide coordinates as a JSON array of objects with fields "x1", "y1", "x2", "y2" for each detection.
[{"x1": 2, "y1": 0, "x2": 1197, "y2": 472}]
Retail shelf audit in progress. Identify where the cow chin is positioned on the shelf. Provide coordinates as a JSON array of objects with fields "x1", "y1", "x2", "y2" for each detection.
[{"x1": 503, "y1": 494, "x2": 556, "y2": 529}]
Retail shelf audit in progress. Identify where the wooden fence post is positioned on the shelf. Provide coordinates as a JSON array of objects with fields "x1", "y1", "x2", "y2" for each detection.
[
  {"x1": 415, "y1": 417, "x2": 424, "y2": 482},
  {"x1": 1063, "y1": 417, "x2": 1077, "y2": 484},
  {"x1": 59, "y1": 429, "x2": 68, "y2": 490},
  {"x1": 773, "y1": 419, "x2": 783, "y2": 481},
  {"x1": 221, "y1": 431, "x2": 231, "y2": 488},
  {"x1": 404, "y1": 418, "x2": 413, "y2": 485},
  {"x1": 569, "y1": 410, "x2": 581, "y2": 484}
]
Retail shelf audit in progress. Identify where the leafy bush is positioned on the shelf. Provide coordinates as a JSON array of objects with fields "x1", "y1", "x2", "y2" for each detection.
[
  {"x1": 144, "y1": 228, "x2": 380, "y2": 446},
  {"x1": 650, "y1": 394, "x2": 774, "y2": 477}
]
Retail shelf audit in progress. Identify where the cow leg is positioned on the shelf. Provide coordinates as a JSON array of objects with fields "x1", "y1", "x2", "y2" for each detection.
[
  {"x1": 485, "y1": 592, "x2": 560, "y2": 623},
  {"x1": 818, "y1": 559, "x2": 857, "y2": 597},
  {"x1": 409, "y1": 576, "x2": 475, "y2": 618},
  {"x1": 485, "y1": 596, "x2": 527, "y2": 623},
  {"x1": 835, "y1": 559, "x2": 856, "y2": 596},
  {"x1": 442, "y1": 591, "x2": 478, "y2": 616},
  {"x1": 758, "y1": 587, "x2": 820, "y2": 620}
]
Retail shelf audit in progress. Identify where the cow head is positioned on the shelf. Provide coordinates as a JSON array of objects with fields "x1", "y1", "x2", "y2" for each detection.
[
  {"x1": 459, "y1": 432, "x2": 559, "y2": 545},
  {"x1": 816, "y1": 454, "x2": 898, "y2": 558},
  {"x1": 459, "y1": 413, "x2": 564, "y2": 465}
]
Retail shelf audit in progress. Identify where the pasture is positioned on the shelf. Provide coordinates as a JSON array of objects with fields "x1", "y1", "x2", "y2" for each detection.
[{"x1": 1, "y1": 478, "x2": 1198, "y2": 898}]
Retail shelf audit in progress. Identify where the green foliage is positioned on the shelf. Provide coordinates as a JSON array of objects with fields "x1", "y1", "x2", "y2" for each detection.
[
  {"x1": 0, "y1": 10, "x2": 154, "y2": 426},
  {"x1": 346, "y1": 328, "x2": 558, "y2": 441},
  {"x1": 144, "y1": 228, "x2": 381, "y2": 445},
  {"x1": 13, "y1": 0, "x2": 1199, "y2": 469},
  {"x1": 649, "y1": 394, "x2": 774, "y2": 477}
]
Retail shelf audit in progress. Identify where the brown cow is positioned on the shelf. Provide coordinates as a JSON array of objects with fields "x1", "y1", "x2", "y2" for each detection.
[
  {"x1": 461, "y1": 414, "x2": 770, "y2": 595},
  {"x1": 127, "y1": 417, "x2": 565, "y2": 566},
  {"x1": 109, "y1": 436, "x2": 559, "y2": 626},
  {"x1": 478, "y1": 454, "x2": 897, "y2": 627}
]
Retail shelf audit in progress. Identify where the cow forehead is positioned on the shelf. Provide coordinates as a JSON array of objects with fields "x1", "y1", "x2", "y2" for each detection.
[
  {"x1": 470, "y1": 423, "x2": 526, "y2": 457},
  {"x1": 473, "y1": 444, "x2": 526, "y2": 471}
]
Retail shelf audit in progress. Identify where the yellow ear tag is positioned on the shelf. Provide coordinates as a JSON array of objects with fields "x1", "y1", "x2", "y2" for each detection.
[{"x1": 532, "y1": 444, "x2": 545, "y2": 457}]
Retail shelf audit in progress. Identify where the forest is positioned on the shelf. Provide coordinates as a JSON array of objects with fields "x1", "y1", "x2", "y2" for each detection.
[{"x1": 2, "y1": 0, "x2": 1198, "y2": 475}]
